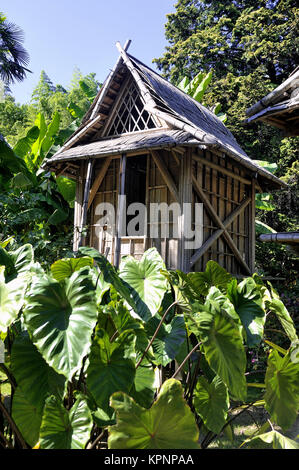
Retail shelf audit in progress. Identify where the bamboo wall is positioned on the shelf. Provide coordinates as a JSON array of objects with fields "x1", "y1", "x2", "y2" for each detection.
[{"x1": 75, "y1": 147, "x2": 255, "y2": 275}]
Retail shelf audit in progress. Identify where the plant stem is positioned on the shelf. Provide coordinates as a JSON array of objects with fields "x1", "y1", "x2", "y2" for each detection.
[
  {"x1": 136, "y1": 301, "x2": 178, "y2": 369},
  {"x1": 89, "y1": 429, "x2": 106, "y2": 449},
  {"x1": 185, "y1": 353, "x2": 201, "y2": 404},
  {"x1": 0, "y1": 429, "x2": 12, "y2": 449},
  {"x1": 0, "y1": 364, "x2": 16, "y2": 390},
  {"x1": 0, "y1": 400, "x2": 27, "y2": 449},
  {"x1": 171, "y1": 341, "x2": 202, "y2": 380}
]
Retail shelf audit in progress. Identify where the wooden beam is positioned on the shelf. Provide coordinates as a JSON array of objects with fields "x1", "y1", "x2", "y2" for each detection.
[
  {"x1": 87, "y1": 157, "x2": 112, "y2": 209},
  {"x1": 249, "y1": 179, "x2": 256, "y2": 273},
  {"x1": 73, "y1": 163, "x2": 84, "y2": 252},
  {"x1": 151, "y1": 150, "x2": 179, "y2": 202},
  {"x1": 115, "y1": 153, "x2": 127, "y2": 268},
  {"x1": 79, "y1": 160, "x2": 94, "y2": 248},
  {"x1": 190, "y1": 196, "x2": 251, "y2": 268},
  {"x1": 179, "y1": 149, "x2": 193, "y2": 272},
  {"x1": 192, "y1": 175, "x2": 251, "y2": 275},
  {"x1": 171, "y1": 149, "x2": 181, "y2": 166},
  {"x1": 192, "y1": 153, "x2": 251, "y2": 185}
]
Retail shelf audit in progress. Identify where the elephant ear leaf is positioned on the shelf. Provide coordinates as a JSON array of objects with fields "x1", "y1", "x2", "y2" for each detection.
[
  {"x1": 108, "y1": 379, "x2": 199, "y2": 449},
  {"x1": 145, "y1": 314, "x2": 186, "y2": 366},
  {"x1": 227, "y1": 277, "x2": 266, "y2": 347},
  {"x1": 23, "y1": 267, "x2": 98, "y2": 380},
  {"x1": 0, "y1": 268, "x2": 27, "y2": 333},
  {"x1": 243, "y1": 430, "x2": 299, "y2": 449},
  {"x1": 264, "y1": 349, "x2": 299, "y2": 431},
  {"x1": 193, "y1": 375, "x2": 230, "y2": 434},
  {"x1": 187, "y1": 261, "x2": 232, "y2": 297},
  {"x1": 266, "y1": 298, "x2": 297, "y2": 343},
  {"x1": 191, "y1": 297, "x2": 247, "y2": 401},
  {"x1": 119, "y1": 248, "x2": 168, "y2": 322},
  {"x1": 51, "y1": 256, "x2": 93, "y2": 281},
  {"x1": 11, "y1": 331, "x2": 66, "y2": 409},
  {"x1": 39, "y1": 395, "x2": 93, "y2": 449},
  {"x1": 0, "y1": 243, "x2": 34, "y2": 281},
  {"x1": 78, "y1": 246, "x2": 137, "y2": 313},
  {"x1": 86, "y1": 329, "x2": 136, "y2": 413},
  {"x1": 12, "y1": 386, "x2": 43, "y2": 447}
]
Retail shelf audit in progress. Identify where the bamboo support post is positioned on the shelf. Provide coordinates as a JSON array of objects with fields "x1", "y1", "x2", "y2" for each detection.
[{"x1": 115, "y1": 153, "x2": 127, "y2": 268}]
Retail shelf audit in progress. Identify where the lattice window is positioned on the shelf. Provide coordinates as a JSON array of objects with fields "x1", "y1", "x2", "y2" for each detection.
[{"x1": 107, "y1": 81, "x2": 157, "y2": 136}]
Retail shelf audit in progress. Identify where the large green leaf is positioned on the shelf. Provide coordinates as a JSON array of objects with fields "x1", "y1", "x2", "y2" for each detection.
[
  {"x1": 145, "y1": 314, "x2": 186, "y2": 366},
  {"x1": 86, "y1": 329, "x2": 136, "y2": 412},
  {"x1": 106, "y1": 299, "x2": 149, "y2": 355},
  {"x1": 0, "y1": 267, "x2": 27, "y2": 333},
  {"x1": 48, "y1": 207, "x2": 69, "y2": 225},
  {"x1": 264, "y1": 349, "x2": 299, "y2": 431},
  {"x1": 31, "y1": 113, "x2": 47, "y2": 167},
  {"x1": 41, "y1": 112, "x2": 60, "y2": 156},
  {"x1": 252, "y1": 160, "x2": 277, "y2": 174},
  {"x1": 163, "y1": 269, "x2": 195, "y2": 311},
  {"x1": 193, "y1": 375, "x2": 229, "y2": 434},
  {"x1": 23, "y1": 267, "x2": 98, "y2": 380},
  {"x1": 267, "y1": 298, "x2": 298, "y2": 343},
  {"x1": 119, "y1": 248, "x2": 168, "y2": 322},
  {"x1": 13, "y1": 126, "x2": 39, "y2": 158},
  {"x1": 192, "y1": 71, "x2": 213, "y2": 102},
  {"x1": 78, "y1": 247, "x2": 137, "y2": 313},
  {"x1": 0, "y1": 243, "x2": 34, "y2": 281},
  {"x1": 0, "y1": 137, "x2": 29, "y2": 174},
  {"x1": 108, "y1": 379, "x2": 199, "y2": 449},
  {"x1": 12, "y1": 386, "x2": 43, "y2": 447},
  {"x1": 50, "y1": 256, "x2": 93, "y2": 282},
  {"x1": 11, "y1": 171, "x2": 33, "y2": 189},
  {"x1": 187, "y1": 261, "x2": 233, "y2": 297},
  {"x1": 129, "y1": 360, "x2": 156, "y2": 409},
  {"x1": 244, "y1": 430, "x2": 299, "y2": 449},
  {"x1": 39, "y1": 395, "x2": 93, "y2": 449},
  {"x1": 11, "y1": 332, "x2": 66, "y2": 409},
  {"x1": 55, "y1": 175, "x2": 76, "y2": 207},
  {"x1": 227, "y1": 278, "x2": 266, "y2": 346},
  {"x1": 255, "y1": 193, "x2": 275, "y2": 211},
  {"x1": 190, "y1": 298, "x2": 247, "y2": 401}
]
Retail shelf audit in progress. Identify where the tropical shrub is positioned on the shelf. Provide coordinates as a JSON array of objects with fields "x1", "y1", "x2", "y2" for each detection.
[{"x1": 0, "y1": 245, "x2": 298, "y2": 449}]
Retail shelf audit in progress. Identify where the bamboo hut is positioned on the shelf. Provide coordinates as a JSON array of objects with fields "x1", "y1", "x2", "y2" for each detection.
[
  {"x1": 43, "y1": 41, "x2": 286, "y2": 275},
  {"x1": 246, "y1": 67, "x2": 299, "y2": 136}
]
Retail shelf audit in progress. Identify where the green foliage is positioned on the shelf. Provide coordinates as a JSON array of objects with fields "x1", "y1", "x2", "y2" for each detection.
[
  {"x1": 23, "y1": 267, "x2": 98, "y2": 380},
  {"x1": 244, "y1": 430, "x2": 299, "y2": 449},
  {"x1": 193, "y1": 375, "x2": 229, "y2": 434},
  {"x1": 264, "y1": 349, "x2": 299, "y2": 431},
  {"x1": 155, "y1": 0, "x2": 298, "y2": 324},
  {"x1": 87, "y1": 329, "x2": 136, "y2": 413},
  {"x1": 0, "y1": 245, "x2": 298, "y2": 449},
  {"x1": 108, "y1": 379, "x2": 200, "y2": 449},
  {"x1": 39, "y1": 395, "x2": 93, "y2": 449},
  {"x1": 119, "y1": 248, "x2": 168, "y2": 321}
]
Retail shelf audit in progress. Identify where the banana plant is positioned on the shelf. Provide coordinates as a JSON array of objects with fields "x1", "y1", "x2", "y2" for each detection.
[{"x1": 177, "y1": 71, "x2": 227, "y2": 122}]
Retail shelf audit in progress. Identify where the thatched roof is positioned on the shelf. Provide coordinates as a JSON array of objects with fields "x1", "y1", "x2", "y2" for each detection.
[
  {"x1": 246, "y1": 67, "x2": 299, "y2": 136},
  {"x1": 43, "y1": 42, "x2": 286, "y2": 189},
  {"x1": 45, "y1": 129, "x2": 197, "y2": 168}
]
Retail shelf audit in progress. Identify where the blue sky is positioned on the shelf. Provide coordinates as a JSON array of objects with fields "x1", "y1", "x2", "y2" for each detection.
[{"x1": 1, "y1": 0, "x2": 176, "y2": 104}]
